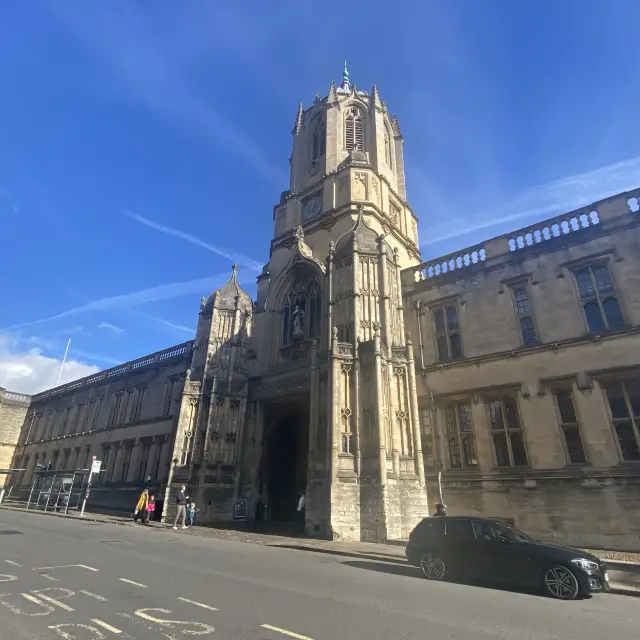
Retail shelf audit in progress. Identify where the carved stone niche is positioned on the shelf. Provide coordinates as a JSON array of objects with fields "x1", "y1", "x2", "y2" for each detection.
[
  {"x1": 576, "y1": 372, "x2": 594, "y2": 392},
  {"x1": 520, "y1": 381, "x2": 545, "y2": 398}
]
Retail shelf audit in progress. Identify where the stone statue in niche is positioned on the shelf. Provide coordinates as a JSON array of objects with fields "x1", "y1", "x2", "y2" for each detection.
[{"x1": 292, "y1": 304, "x2": 306, "y2": 339}]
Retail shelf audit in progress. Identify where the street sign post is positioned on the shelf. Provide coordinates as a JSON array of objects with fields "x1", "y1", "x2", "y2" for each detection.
[{"x1": 80, "y1": 456, "x2": 100, "y2": 518}]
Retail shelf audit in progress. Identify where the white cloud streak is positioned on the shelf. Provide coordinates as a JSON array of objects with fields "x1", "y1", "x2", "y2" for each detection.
[
  {"x1": 131, "y1": 311, "x2": 195, "y2": 336},
  {"x1": 124, "y1": 210, "x2": 263, "y2": 272},
  {"x1": 97, "y1": 322, "x2": 124, "y2": 335},
  {"x1": 421, "y1": 155, "x2": 640, "y2": 246},
  {"x1": 1, "y1": 272, "x2": 232, "y2": 332}
]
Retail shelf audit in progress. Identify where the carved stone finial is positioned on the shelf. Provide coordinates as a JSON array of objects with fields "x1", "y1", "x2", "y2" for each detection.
[
  {"x1": 373, "y1": 321, "x2": 381, "y2": 336},
  {"x1": 314, "y1": 92, "x2": 321, "y2": 102},
  {"x1": 185, "y1": 368, "x2": 192, "y2": 381},
  {"x1": 391, "y1": 114, "x2": 403, "y2": 139},
  {"x1": 371, "y1": 84, "x2": 382, "y2": 109},
  {"x1": 329, "y1": 240, "x2": 335, "y2": 252},
  {"x1": 406, "y1": 333, "x2": 413, "y2": 345},
  {"x1": 328, "y1": 80, "x2": 337, "y2": 102},
  {"x1": 293, "y1": 225, "x2": 304, "y2": 241},
  {"x1": 200, "y1": 296, "x2": 207, "y2": 311},
  {"x1": 332, "y1": 326, "x2": 339, "y2": 341},
  {"x1": 293, "y1": 102, "x2": 304, "y2": 135}
]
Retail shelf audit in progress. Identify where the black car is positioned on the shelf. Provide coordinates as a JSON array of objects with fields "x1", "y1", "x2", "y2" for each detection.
[{"x1": 405, "y1": 516, "x2": 610, "y2": 600}]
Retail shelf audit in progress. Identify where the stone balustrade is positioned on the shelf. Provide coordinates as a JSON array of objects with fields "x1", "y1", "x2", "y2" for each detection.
[
  {"x1": 30, "y1": 341, "x2": 194, "y2": 402},
  {"x1": 411, "y1": 188, "x2": 640, "y2": 284},
  {"x1": 414, "y1": 244, "x2": 486, "y2": 281},
  {"x1": 0, "y1": 389, "x2": 32, "y2": 406}
]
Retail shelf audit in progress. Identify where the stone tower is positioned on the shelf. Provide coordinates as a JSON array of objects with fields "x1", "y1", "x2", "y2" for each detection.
[
  {"x1": 165, "y1": 265, "x2": 253, "y2": 522},
  {"x1": 249, "y1": 64, "x2": 427, "y2": 541},
  {"x1": 170, "y1": 65, "x2": 428, "y2": 541}
]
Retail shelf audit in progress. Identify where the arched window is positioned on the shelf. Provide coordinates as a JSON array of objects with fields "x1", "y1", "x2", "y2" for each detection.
[
  {"x1": 384, "y1": 126, "x2": 391, "y2": 166},
  {"x1": 282, "y1": 280, "x2": 322, "y2": 345},
  {"x1": 345, "y1": 107, "x2": 363, "y2": 151},
  {"x1": 311, "y1": 116, "x2": 326, "y2": 161}
]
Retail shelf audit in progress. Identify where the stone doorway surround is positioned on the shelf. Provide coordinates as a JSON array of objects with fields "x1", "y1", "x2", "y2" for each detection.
[{"x1": 260, "y1": 393, "x2": 310, "y2": 524}]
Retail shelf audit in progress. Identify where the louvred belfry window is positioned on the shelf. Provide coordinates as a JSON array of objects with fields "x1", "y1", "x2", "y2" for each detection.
[
  {"x1": 345, "y1": 107, "x2": 363, "y2": 151},
  {"x1": 312, "y1": 117, "x2": 326, "y2": 160}
]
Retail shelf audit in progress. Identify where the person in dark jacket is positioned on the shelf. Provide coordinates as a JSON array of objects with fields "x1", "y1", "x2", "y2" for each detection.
[
  {"x1": 172, "y1": 485, "x2": 189, "y2": 530},
  {"x1": 433, "y1": 503, "x2": 447, "y2": 517},
  {"x1": 254, "y1": 496, "x2": 265, "y2": 532}
]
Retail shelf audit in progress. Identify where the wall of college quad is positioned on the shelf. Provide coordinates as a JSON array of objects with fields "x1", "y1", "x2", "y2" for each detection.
[
  {"x1": 5, "y1": 343, "x2": 192, "y2": 517},
  {"x1": 406, "y1": 191, "x2": 640, "y2": 550}
]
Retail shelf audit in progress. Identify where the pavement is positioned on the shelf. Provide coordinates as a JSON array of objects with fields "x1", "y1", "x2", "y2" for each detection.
[{"x1": 0, "y1": 509, "x2": 639, "y2": 640}]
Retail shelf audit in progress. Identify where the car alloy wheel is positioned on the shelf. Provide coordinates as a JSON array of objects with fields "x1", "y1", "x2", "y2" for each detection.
[
  {"x1": 543, "y1": 565, "x2": 580, "y2": 600},
  {"x1": 419, "y1": 553, "x2": 446, "y2": 580}
]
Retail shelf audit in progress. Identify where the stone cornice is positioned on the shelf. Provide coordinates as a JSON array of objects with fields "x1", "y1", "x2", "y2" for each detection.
[
  {"x1": 271, "y1": 200, "x2": 421, "y2": 261},
  {"x1": 420, "y1": 325, "x2": 640, "y2": 378}
]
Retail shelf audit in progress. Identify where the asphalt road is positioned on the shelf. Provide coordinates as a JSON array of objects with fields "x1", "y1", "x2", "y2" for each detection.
[{"x1": 0, "y1": 511, "x2": 637, "y2": 640}]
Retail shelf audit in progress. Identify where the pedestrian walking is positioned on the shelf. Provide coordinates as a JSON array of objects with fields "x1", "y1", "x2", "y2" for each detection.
[
  {"x1": 186, "y1": 502, "x2": 198, "y2": 528},
  {"x1": 134, "y1": 489, "x2": 149, "y2": 523},
  {"x1": 254, "y1": 495, "x2": 265, "y2": 533},
  {"x1": 143, "y1": 494, "x2": 155, "y2": 525},
  {"x1": 172, "y1": 485, "x2": 188, "y2": 530},
  {"x1": 296, "y1": 491, "x2": 306, "y2": 533}
]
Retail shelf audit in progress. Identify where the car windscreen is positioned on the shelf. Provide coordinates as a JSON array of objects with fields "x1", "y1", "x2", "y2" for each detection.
[{"x1": 495, "y1": 521, "x2": 534, "y2": 542}]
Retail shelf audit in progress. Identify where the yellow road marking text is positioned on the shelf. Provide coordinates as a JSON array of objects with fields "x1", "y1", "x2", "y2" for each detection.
[
  {"x1": 31, "y1": 592, "x2": 75, "y2": 611},
  {"x1": 81, "y1": 590, "x2": 109, "y2": 601},
  {"x1": 92, "y1": 618, "x2": 122, "y2": 634}
]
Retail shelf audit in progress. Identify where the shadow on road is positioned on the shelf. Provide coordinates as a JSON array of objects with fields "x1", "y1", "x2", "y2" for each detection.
[
  {"x1": 341, "y1": 559, "x2": 547, "y2": 599},
  {"x1": 271, "y1": 544, "x2": 404, "y2": 563}
]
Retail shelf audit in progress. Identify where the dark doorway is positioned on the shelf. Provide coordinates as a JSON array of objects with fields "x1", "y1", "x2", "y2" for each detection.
[{"x1": 262, "y1": 401, "x2": 309, "y2": 524}]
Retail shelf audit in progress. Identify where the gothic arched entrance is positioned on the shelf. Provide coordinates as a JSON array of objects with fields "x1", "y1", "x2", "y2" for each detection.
[{"x1": 260, "y1": 396, "x2": 309, "y2": 525}]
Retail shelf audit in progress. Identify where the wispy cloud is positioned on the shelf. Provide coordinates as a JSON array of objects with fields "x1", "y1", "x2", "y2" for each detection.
[
  {"x1": 97, "y1": 321, "x2": 124, "y2": 335},
  {"x1": 131, "y1": 311, "x2": 195, "y2": 336},
  {"x1": 1, "y1": 272, "x2": 232, "y2": 332},
  {"x1": 0, "y1": 185, "x2": 20, "y2": 216},
  {"x1": 69, "y1": 347, "x2": 122, "y2": 367},
  {"x1": 421, "y1": 155, "x2": 640, "y2": 246},
  {"x1": 47, "y1": 3, "x2": 287, "y2": 187},
  {"x1": 0, "y1": 333, "x2": 99, "y2": 395},
  {"x1": 124, "y1": 210, "x2": 263, "y2": 272}
]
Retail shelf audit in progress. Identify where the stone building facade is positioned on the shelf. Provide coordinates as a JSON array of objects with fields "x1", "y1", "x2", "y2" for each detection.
[
  {"x1": 6, "y1": 342, "x2": 192, "y2": 514},
  {"x1": 403, "y1": 190, "x2": 640, "y2": 551},
  {"x1": 6, "y1": 67, "x2": 640, "y2": 549},
  {"x1": 0, "y1": 388, "x2": 31, "y2": 486}
]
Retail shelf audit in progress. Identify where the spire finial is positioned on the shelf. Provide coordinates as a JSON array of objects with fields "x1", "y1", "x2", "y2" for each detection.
[
  {"x1": 341, "y1": 60, "x2": 350, "y2": 90},
  {"x1": 292, "y1": 102, "x2": 304, "y2": 134},
  {"x1": 232, "y1": 264, "x2": 238, "y2": 280}
]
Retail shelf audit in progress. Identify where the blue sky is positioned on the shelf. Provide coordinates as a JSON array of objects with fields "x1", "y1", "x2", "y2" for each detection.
[{"x1": 1, "y1": 1, "x2": 640, "y2": 393}]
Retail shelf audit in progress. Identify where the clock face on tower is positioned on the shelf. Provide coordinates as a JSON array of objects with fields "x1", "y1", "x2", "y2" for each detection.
[{"x1": 302, "y1": 194, "x2": 323, "y2": 222}]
